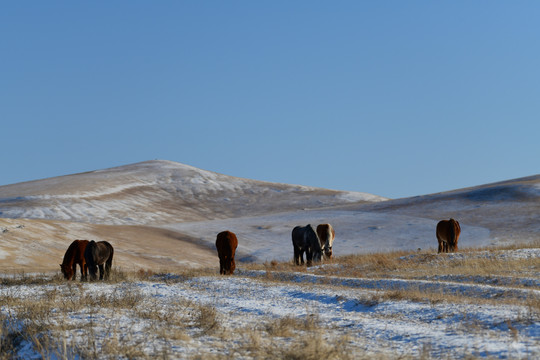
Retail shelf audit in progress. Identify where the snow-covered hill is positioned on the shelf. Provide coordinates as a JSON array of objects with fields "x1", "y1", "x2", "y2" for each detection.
[{"x1": 0, "y1": 160, "x2": 385, "y2": 225}]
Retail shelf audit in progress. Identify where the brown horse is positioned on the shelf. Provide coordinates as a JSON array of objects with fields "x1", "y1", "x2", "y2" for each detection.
[
  {"x1": 215, "y1": 231, "x2": 238, "y2": 275},
  {"x1": 316, "y1": 224, "x2": 335, "y2": 259},
  {"x1": 436, "y1": 218, "x2": 461, "y2": 253},
  {"x1": 84, "y1": 240, "x2": 114, "y2": 281},
  {"x1": 60, "y1": 239, "x2": 89, "y2": 281}
]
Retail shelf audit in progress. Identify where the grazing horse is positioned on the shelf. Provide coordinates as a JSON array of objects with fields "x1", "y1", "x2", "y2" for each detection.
[
  {"x1": 215, "y1": 231, "x2": 238, "y2": 275},
  {"x1": 292, "y1": 224, "x2": 323, "y2": 266},
  {"x1": 60, "y1": 239, "x2": 89, "y2": 281},
  {"x1": 436, "y1": 219, "x2": 461, "y2": 253},
  {"x1": 84, "y1": 240, "x2": 114, "y2": 280},
  {"x1": 316, "y1": 223, "x2": 335, "y2": 259}
]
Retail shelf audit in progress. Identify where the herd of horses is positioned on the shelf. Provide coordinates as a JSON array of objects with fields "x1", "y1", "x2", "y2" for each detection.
[
  {"x1": 215, "y1": 218, "x2": 460, "y2": 275},
  {"x1": 60, "y1": 218, "x2": 460, "y2": 280}
]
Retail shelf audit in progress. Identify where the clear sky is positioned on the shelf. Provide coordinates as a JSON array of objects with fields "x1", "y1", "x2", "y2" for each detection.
[{"x1": 1, "y1": 1, "x2": 539, "y2": 199}]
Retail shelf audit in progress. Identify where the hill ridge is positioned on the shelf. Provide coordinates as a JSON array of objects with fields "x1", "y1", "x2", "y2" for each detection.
[{"x1": 0, "y1": 160, "x2": 385, "y2": 225}]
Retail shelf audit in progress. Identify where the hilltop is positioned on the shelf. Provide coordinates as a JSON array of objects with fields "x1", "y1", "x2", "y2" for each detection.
[{"x1": 0, "y1": 160, "x2": 384, "y2": 225}]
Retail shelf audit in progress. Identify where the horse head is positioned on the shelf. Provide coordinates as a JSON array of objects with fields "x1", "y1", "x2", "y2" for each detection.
[
  {"x1": 60, "y1": 263, "x2": 73, "y2": 280},
  {"x1": 324, "y1": 245, "x2": 333, "y2": 258}
]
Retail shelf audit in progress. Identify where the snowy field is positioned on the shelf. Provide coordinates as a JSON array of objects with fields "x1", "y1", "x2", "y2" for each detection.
[
  {"x1": 164, "y1": 209, "x2": 493, "y2": 263},
  {"x1": 1, "y1": 248, "x2": 538, "y2": 359},
  {"x1": 0, "y1": 161, "x2": 539, "y2": 358}
]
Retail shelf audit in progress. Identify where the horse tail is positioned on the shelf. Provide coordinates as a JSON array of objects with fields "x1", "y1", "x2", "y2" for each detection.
[
  {"x1": 105, "y1": 242, "x2": 114, "y2": 279},
  {"x1": 107, "y1": 243, "x2": 114, "y2": 267},
  {"x1": 450, "y1": 222, "x2": 456, "y2": 242}
]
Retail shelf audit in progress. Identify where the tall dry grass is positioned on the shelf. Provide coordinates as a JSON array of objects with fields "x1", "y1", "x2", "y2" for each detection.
[
  {"x1": 245, "y1": 242, "x2": 540, "y2": 311},
  {"x1": 0, "y1": 242, "x2": 538, "y2": 359}
]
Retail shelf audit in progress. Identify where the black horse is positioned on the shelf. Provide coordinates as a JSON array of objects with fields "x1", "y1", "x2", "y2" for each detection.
[
  {"x1": 292, "y1": 224, "x2": 323, "y2": 266},
  {"x1": 84, "y1": 240, "x2": 114, "y2": 281}
]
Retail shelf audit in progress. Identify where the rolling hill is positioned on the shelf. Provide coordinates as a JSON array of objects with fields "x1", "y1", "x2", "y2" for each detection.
[{"x1": 0, "y1": 160, "x2": 538, "y2": 272}]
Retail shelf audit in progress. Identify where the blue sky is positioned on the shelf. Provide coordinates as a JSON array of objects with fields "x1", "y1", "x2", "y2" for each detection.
[{"x1": 1, "y1": 1, "x2": 539, "y2": 199}]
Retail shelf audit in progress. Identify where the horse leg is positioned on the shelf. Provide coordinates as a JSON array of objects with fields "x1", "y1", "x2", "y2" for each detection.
[
  {"x1": 105, "y1": 256, "x2": 113, "y2": 280},
  {"x1": 104, "y1": 263, "x2": 111, "y2": 280},
  {"x1": 70, "y1": 263, "x2": 77, "y2": 281},
  {"x1": 98, "y1": 264, "x2": 105, "y2": 280},
  {"x1": 82, "y1": 263, "x2": 88, "y2": 281},
  {"x1": 294, "y1": 247, "x2": 301, "y2": 265},
  {"x1": 306, "y1": 248, "x2": 313, "y2": 267},
  {"x1": 219, "y1": 258, "x2": 225, "y2": 274},
  {"x1": 89, "y1": 266, "x2": 97, "y2": 281},
  {"x1": 78, "y1": 263, "x2": 83, "y2": 281},
  {"x1": 104, "y1": 250, "x2": 113, "y2": 280}
]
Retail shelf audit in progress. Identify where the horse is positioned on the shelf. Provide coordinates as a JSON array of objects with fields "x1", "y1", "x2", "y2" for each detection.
[
  {"x1": 60, "y1": 239, "x2": 89, "y2": 281},
  {"x1": 436, "y1": 218, "x2": 461, "y2": 253},
  {"x1": 316, "y1": 223, "x2": 335, "y2": 259},
  {"x1": 84, "y1": 240, "x2": 114, "y2": 280},
  {"x1": 292, "y1": 224, "x2": 323, "y2": 266},
  {"x1": 215, "y1": 231, "x2": 238, "y2": 275}
]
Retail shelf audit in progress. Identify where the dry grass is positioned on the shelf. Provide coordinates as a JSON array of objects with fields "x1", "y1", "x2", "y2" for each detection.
[
  {"x1": 0, "y1": 242, "x2": 538, "y2": 359},
  {"x1": 0, "y1": 274, "x2": 231, "y2": 359},
  {"x1": 0, "y1": 271, "x2": 395, "y2": 359},
  {"x1": 246, "y1": 242, "x2": 540, "y2": 312}
]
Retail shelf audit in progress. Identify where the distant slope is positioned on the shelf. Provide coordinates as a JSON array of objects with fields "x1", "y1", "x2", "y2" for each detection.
[
  {"x1": 340, "y1": 174, "x2": 540, "y2": 243},
  {"x1": 0, "y1": 217, "x2": 217, "y2": 272},
  {"x1": 0, "y1": 160, "x2": 386, "y2": 225},
  {"x1": 164, "y1": 175, "x2": 540, "y2": 262}
]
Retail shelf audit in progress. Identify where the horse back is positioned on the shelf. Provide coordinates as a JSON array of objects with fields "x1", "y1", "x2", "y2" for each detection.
[
  {"x1": 437, "y1": 219, "x2": 460, "y2": 242},
  {"x1": 216, "y1": 231, "x2": 238, "y2": 257},
  {"x1": 63, "y1": 239, "x2": 89, "y2": 266},
  {"x1": 101, "y1": 241, "x2": 114, "y2": 263},
  {"x1": 85, "y1": 240, "x2": 114, "y2": 266},
  {"x1": 291, "y1": 226, "x2": 305, "y2": 247},
  {"x1": 293, "y1": 225, "x2": 321, "y2": 250},
  {"x1": 316, "y1": 224, "x2": 335, "y2": 244}
]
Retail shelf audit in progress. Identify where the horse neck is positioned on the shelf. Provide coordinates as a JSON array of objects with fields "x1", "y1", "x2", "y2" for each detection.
[
  {"x1": 309, "y1": 232, "x2": 322, "y2": 251},
  {"x1": 62, "y1": 243, "x2": 77, "y2": 266}
]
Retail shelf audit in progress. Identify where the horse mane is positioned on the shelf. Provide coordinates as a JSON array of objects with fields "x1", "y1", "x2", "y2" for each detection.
[
  {"x1": 449, "y1": 219, "x2": 459, "y2": 240},
  {"x1": 62, "y1": 240, "x2": 80, "y2": 266},
  {"x1": 449, "y1": 222, "x2": 456, "y2": 243}
]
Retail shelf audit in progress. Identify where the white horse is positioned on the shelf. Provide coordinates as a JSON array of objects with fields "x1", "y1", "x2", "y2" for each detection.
[{"x1": 317, "y1": 223, "x2": 335, "y2": 259}]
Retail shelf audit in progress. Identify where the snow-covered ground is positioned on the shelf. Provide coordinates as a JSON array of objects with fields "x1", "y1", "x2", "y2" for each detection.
[
  {"x1": 1, "y1": 248, "x2": 539, "y2": 359},
  {"x1": 164, "y1": 209, "x2": 492, "y2": 262}
]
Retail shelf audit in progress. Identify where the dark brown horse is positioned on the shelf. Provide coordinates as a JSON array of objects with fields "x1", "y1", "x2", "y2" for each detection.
[
  {"x1": 436, "y1": 218, "x2": 461, "y2": 253},
  {"x1": 60, "y1": 239, "x2": 89, "y2": 281},
  {"x1": 84, "y1": 240, "x2": 114, "y2": 280},
  {"x1": 215, "y1": 231, "x2": 238, "y2": 275},
  {"x1": 292, "y1": 224, "x2": 322, "y2": 266}
]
